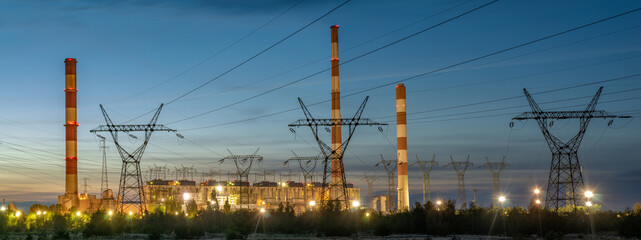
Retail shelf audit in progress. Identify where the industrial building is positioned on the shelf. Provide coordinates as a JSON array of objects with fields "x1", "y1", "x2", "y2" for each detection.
[{"x1": 143, "y1": 179, "x2": 360, "y2": 214}]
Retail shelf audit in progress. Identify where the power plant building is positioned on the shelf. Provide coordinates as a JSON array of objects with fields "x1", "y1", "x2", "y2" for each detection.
[{"x1": 143, "y1": 179, "x2": 360, "y2": 214}]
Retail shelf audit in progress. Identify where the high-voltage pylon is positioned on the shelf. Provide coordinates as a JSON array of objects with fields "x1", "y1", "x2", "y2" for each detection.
[
  {"x1": 219, "y1": 148, "x2": 263, "y2": 208},
  {"x1": 362, "y1": 171, "x2": 376, "y2": 208},
  {"x1": 90, "y1": 104, "x2": 177, "y2": 215},
  {"x1": 285, "y1": 151, "x2": 321, "y2": 204},
  {"x1": 376, "y1": 154, "x2": 397, "y2": 212},
  {"x1": 513, "y1": 87, "x2": 630, "y2": 210},
  {"x1": 480, "y1": 156, "x2": 508, "y2": 206},
  {"x1": 289, "y1": 97, "x2": 386, "y2": 209},
  {"x1": 445, "y1": 155, "x2": 473, "y2": 209},
  {"x1": 412, "y1": 154, "x2": 438, "y2": 204},
  {"x1": 96, "y1": 134, "x2": 109, "y2": 193}
]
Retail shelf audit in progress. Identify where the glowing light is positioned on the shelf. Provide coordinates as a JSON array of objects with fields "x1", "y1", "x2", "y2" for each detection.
[
  {"x1": 0, "y1": 207, "x2": 6, "y2": 211},
  {"x1": 185, "y1": 213, "x2": 188, "y2": 216},
  {"x1": 15, "y1": 211, "x2": 21, "y2": 217},
  {"x1": 309, "y1": 200, "x2": 316, "y2": 207},
  {"x1": 436, "y1": 200, "x2": 442, "y2": 205},
  {"x1": 128, "y1": 211, "x2": 133, "y2": 216},
  {"x1": 43, "y1": 211, "x2": 47, "y2": 214},
  {"x1": 585, "y1": 191, "x2": 594, "y2": 198},
  {"x1": 586, "y1": 201, "x2": 593, "y2": 207},
  {"x1": 352, "y1": 201, "x2": 360, "y2": 208},
  {"x1": 260, "y1": 208, "x2": 266, "y2": 213},
  {"x1": 36, "y1": 211, "x2": 42, "y2": 216},
  {"x1": 261, "y1": 201, "x2": 265, "y2": 205},
  {"x1": 366, "y1": 212, "x2": 370, "y2": 217},
  {"x1": 160, "y1": 198, "x2": 165, "y2": 202},
  {"x1": 175, "y1": 212, "x2": 179, "y2": 215},
  {"x1": 216, "y1": 185, "x2": 223, "y2": 192},
  {"x1": 183, "y1": 192, "x2": 191, "y2": 201},
  {"x1": 211, "y1": 201, "x2": 215, "y2": 205},
  {"x1": 534, "y1": 188, "x2": 540, "y2": 194},
  {"x1": 281, "y1": 182, "x2": 287, "y2": 187},
  {"x1": 76, "y1": 211, "x2": 81, "y2": 216},
  {"x1": 535, "y1": 199, "x2": 541, "y2": 204},
  {"x1": 499, "y1": 196, "x2": 506, "y2": 203},
  {"x1": 108, "y1": 210, "x2": 113, "y2": 216}
]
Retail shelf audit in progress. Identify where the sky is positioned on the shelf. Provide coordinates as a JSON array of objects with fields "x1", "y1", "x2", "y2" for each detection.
[{"x1": 0, "y1": 0, "x2": 640, "y2": 210}]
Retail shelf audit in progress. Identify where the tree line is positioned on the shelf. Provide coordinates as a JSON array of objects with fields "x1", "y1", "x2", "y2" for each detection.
[{"x1": 0, "y1": 200, "x2": 639, "y2": 239}]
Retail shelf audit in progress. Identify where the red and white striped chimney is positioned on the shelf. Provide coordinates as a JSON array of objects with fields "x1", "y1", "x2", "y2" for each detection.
[
  {"x1": 396, "y1": 84, "x2": 409, "y2": 211},
  {"x1": 64, "y1": 58, "x2": 79, "y2": 198},
  {"x1": 330, "y1": 25, "x2": 343, "y2": 190}
]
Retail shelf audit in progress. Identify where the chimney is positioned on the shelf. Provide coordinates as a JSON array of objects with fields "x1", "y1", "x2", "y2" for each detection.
[
  {"x1": 64, "y1": 58, "x2": 79, "y2": 198},
  {"x1": 330, "y1": 25, "x2": 343, "y2": 188},
  {"x1": 396, "y1": 84, "x2": 409, "y2": 211}
]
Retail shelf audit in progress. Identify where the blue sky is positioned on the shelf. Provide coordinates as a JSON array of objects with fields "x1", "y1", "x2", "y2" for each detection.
[{"x1": 0, "y1": 0, "x2": 640, "y2": 210}]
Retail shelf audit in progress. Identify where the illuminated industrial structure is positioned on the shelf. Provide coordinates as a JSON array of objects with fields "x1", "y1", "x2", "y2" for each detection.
[{"x1": 143, "y1": 178, "x2": 360, "y2": 214}]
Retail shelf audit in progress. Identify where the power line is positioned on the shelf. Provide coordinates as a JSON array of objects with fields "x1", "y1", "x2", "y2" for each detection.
[
  {"x1": 167, "y1": 0, "x2": 500, "y2": 125},
  {"x1": 375, "y1": 73, "x2": 641, "y2": 120},
  {"x1": 177, "y1": 5, "x2": 641, "y2": 131},
  {"x1": 123, "y1": 0, "x2": 352, "y2": 123},
  {"x1": 110, "y1": 0, "x2": 305, "y2": 105}
]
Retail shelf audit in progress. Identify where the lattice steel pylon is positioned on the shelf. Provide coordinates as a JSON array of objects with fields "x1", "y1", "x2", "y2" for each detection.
[
  {"x1": 412, "y1": 154, "x2": 438, "y2": 204},
  {"x1": 362, "y1": 171, "x2": 376, "y2": 208},
  {"x1": 289, "y1": 97, "x2": 386, "y2": 209},
  {"x1": 445, "y1": 155, "x2": 473, "y2": 209},
  {"x1": 96, "y1": 134, "x2": 109, "y2": 193},
  {"x1": 480, "y1": 156, "x2": 508, "y2": 206},
  {"x1": 219, "y1": 148, "x2": 263, "y2": 208},
  {"x1": 513, "y1": 87, "x2": 630, "y2": 210},
  {"x1": 285, "y1": 151, "x2": 321, "y2": 204},
  {"x1": 90, "y1": 104, "x2": 177, "y2": 215},
  {"x1": 376, "y1": 154, "x2": 397, "y2": 212}
]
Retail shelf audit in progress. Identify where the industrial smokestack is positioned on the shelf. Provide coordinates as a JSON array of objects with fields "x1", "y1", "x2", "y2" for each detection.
[
  {"x1": 330, "y1": 25, "x2": 342, "y2": 189},
  {"x1": 396, "y1": 84, "x2": 409, "y2": 211},
  {"x1": 64, "y1": 58, "x2": 79, "y2": 199}
]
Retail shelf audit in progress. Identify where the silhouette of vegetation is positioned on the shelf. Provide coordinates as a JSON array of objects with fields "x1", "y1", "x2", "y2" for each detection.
[{"x1": 0, "y1": 200, "x2": 636, "y2": 238}]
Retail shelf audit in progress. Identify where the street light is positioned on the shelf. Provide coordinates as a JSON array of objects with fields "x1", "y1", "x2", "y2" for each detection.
[
  {"x1": 15, "y1": 211, "x2": 21, "y2": 217},
  {"x1": 309, "y1": 200, "x2": 316, "y2": 207},
  {"x1": 586, "y1": 201, "x2": 593, "y2": 207},
  {"x1": 534, "y1": 188, "x2": 540, "y2": 194},
  {"x1": 535, "y1": 199, "x2": 541, "y2": 205},
  {"x1": 584, "y1": 190, "x2": 594, "y2": 198},
  {"x1": 499, "y1": 195, "x2": 506, "y2": 203},
  {"x1": 108, "y1": 210, "x2": 113, "y2": 216},
  {"x1": 216, "y1": 185, "x2": 223, "y2": 192},
  {"x1": 366, "y1": 212, "x2": 370, "y2": 217},
  {"x1": 352, "y1": 200, "x2": 360, "y2": 208},
  {"x1": 76, "y1": 211, "x2": 81, "y2": 217},
  {"x1": 183, "y1": 192, "x2": 191, "y2": 201},
  {"x1": 128, "y1": 211, "x2": 133, "y2": 216},
  {"x1": 260, "y1": 208, "x2": 266, "y2": 213},
  {"x1": 37, "y1": 211, "x2": 42, "y2": 216},
  {"x1": 0, "y1": 207, "x2": 5, "y2": 211},
  {"x1": 436, "y1": 200, "x2": 442, "y2": 205}
]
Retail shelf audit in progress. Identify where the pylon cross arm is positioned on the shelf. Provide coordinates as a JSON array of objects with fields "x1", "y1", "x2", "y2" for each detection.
[{"x1": 512, "y1": 110, "x2": 625, "y2": 120}]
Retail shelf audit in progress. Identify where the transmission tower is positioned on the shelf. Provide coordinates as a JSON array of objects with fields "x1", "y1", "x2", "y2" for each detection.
[
  {"x1": 82, "y1": 178, "x2": 90, "y2": 194},
  {"x1": 445, "y1": 155, "x2": 473, "y2": 209},
  {"x1": 96, "y1": 134, "x2": 109, "y2": 193},
  {"x1": 289, "y1": 97, "x2": 386, "y2": 209},
  {"x1": 362, "y1": 171, "x2": 376, "y2": 208},
  {"x1": 285, "y1": 151, "x2": 321, "y2": 204},
  {"x1": 412, "y1": 154, "x2": 438, "y2": 204},
  {"x1": 90, "y1": 104, "x2": 178, "y2": 215},
  {"x1": 376, "y1": 154, "x2": 397, "y2": 212},
  {"x1": 480, "y1": 156, "x2": 508, "y2": 206},
  {"x1": 219, "y1": 148, "x2": 263, "y2": 208},
  {"x1": 513, "y1": 87, "x2": 630, "y2": 210}
]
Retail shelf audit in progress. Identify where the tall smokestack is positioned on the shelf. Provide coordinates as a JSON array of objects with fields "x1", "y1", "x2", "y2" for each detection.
[
  {"x1": 396, "y1": 83, "x2": 409, "y2": 211},
  {"x1": 64, "y1": 58, "x2": 78, "y2": 199},
  {"x1": 330, "y1": 25, "x2": 342, "y2": 191}
]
